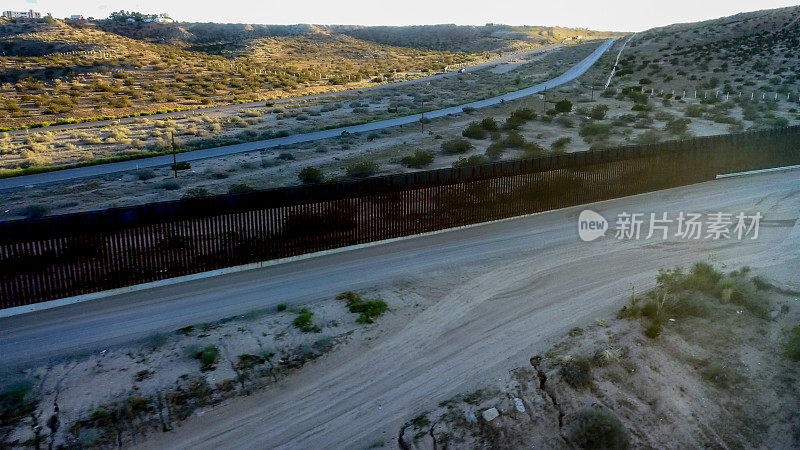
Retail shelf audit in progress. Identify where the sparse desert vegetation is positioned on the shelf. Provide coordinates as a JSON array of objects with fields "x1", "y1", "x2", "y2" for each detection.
[
  {"x1": 0, "y1": 289, "x2": 391, "y2": 448},
  {"x1": 398, "y1": 263, "x2": 800, "y2": 449}
]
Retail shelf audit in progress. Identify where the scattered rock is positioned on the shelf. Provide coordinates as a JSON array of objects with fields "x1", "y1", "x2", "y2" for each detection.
[
  {"x1": 513, "y1": 397, "x2": 525, "y2": 413},
  {"x1": 482, "y1": 407, "x2": 499, "y2": 422},
  {"x1": 769, "y1": 310, "x2": 780, "y2": 320}
]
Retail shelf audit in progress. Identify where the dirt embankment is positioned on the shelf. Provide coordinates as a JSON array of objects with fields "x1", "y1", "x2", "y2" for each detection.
[{"x1": 398, "y1": 264, "x2": 800, "y2": 449}]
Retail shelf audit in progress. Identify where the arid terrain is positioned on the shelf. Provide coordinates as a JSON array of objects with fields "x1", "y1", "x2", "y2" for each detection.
[
  {"x1": 3, "y1": 7, "x2": 800, "y2": 221},
  {"x1": 1, "y1": 168, "x2": 798, "y2": 449}
]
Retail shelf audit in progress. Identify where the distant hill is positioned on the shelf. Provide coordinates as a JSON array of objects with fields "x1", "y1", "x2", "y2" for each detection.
[{"x1": 0, "y1": 18, "x2": 618, "y2": 127}]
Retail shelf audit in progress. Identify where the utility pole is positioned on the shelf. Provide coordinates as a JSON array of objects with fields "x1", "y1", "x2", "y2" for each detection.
[
  {"x1": 420, "y1": 101, "x2": 424, "y2": 134},
  {"x1": 171, "y1": 131, "x2": 177, "y2": 178}
]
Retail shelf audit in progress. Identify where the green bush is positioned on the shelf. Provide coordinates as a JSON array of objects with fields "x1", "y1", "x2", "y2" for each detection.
[
  {"x1": 228, "y1": 183, "x2": 254, "y2": 194},
  {"x1": 0, "y1": 378, "x2": 37, "y2": 427},
  {"x1": 637, "y1": 130, "x2": 662, "y2": 145},
  {"x1": 480, "y1": 117, "x2": 499, "y2": 131},
  {"x1": 665, "y1": 118, "x2": 691, "y2": 135},
  {"x1": 579, "y1": 122, "x2": 612, "y2": 141},
  {"x1": 554, "y1": 99, "x2": 572, "y2": 113},
  {"x1": 590, "y1": 104, "x2": 609, "y2": 120},
  {"x1": 502, "y1": 131, "x2": 526, "y2": 148},
  {"x1": 551, "y1": 137, "x2": 572, "y2": 151},
  {"x1": 784, "y1": 327, "x2": 800, "y2": 361},
  {"x1": 462, "y1": 122, "x2": 487, "y2": 139},
  {"x1": 485, "y1": 143, "x2": 505, "y2": 160},
  {"x1": 337, "y1": 291, "x2": 388, "y2": 324},
  {"x1": 293, "y1": 308, "x2": 320, "y2": 332},
  {"x1": 346, "y1": 159, "x2": 379, "y2": 178},
  {"x1": 560, "y1": 358, "x2": 592, "y2": 390},
  {"x1": 401, "y1": 150, "x2": 435, "y2": 168},
  {"x1": 452, "y1": 155, "x2": 488, "y2": 167},
  {"x1": 570, "y1": 407, "x2": 629, "y2": 449},
  {"x1": 183, "y1": 187, "x2": 210, "y2": 199},
  {"x1": 136, "y1": 169, "x2": 156, "y2": 180},
  {"x1": 440, "y1": 139, "x2": 473, "y2": 154},
  {"x1": 298, "y1": 166, "x2": 324, "y2": 183},
  {"x1": 191, "y1": 345, "x2": 219, "y2": 371},
  {"x1": 20, "y1": 204, "x2": 49, "y2": 219},
  {"x1": 644, "y1": 322, "x2": 662, "y2": 339},
  {"x1": 171, "y1": 161, "x2": 191, "y2": 171},
  {"x1": 276, "y1": 303, "x2": 287, "y2": 312}
]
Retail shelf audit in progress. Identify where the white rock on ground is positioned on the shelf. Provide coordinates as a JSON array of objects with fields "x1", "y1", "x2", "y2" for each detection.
[
  {"x1": 482, "y1": 407, "x2": 499, "y2": 422},
  {"x1": 513, "y1": 397, "x2": 525, "y2": 413}
]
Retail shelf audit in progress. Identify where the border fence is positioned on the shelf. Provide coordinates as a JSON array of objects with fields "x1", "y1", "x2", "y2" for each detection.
[{"x1": 2, "y1": 126, "x2": 800, "y2": 309}]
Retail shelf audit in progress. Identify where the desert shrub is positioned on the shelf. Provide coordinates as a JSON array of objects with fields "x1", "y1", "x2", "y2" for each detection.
[
  {"x1": 228, "y1": 183, "x2": 254, "y2": 194},
  {"x1": 336, "y1": 291, "x2": 388, "y2": 324},
  {"x1": 400, "y1": 150, "x2": 435, "y2": 168},
  {"x1": 510, "y1": 108, "x2": 536, "y2": 120},
  {"x1": 480, "y1": 117, "x2": 499, "y2": 131},
  {"x1": 485, "y1": 143, "x2": 505, "y2": 160},
  {"x1": 503, "y1": 114, "x2": 526, "y2": 130},
  {"x1": 665, "y1": 118, "x2": 691, "y2": 135},
  {"x1": 555, "y1": 116, "x2": 574, "y2": 128},
  {"x1": 144, "y1": 333, "x2": 168, "y2": 351},
  {"x1": 462, "y1": 122, "x2": 487, "y2": 139},
  {"x1": 452, "y1": 155, "x2": 488, "y2": 167},
  {"x1": 714, "y1": 272, "x2": 769, "y2": 318},
  {"x1": 644, "y1": 322, "x2": 662, "y2": 339},
  {"x1": 171, "y1": 161, "x2": 191, "y2": 171},
  {"x1": 523, "y1": 142, "x2": 546, "y2": 156},
  {"x1": 700, "y1": 362, "x2": 737, "y2": 388},
  {"x1": 346, "y1": 159, "x2": 379, "y2": 178},
  {"x1": 0, "y1": 378, "x2": 37, "y2": 427},
  {"x1": 685, "y1": 104, "x2": 704, "y2": 117},
  {"x1": 579, "y1": 122, "x2": 612, "y2": 141},
  {"x1": 554, "y1": 99, "x2": 572, "y2": 113},
  {"x1": 20, "y1": 204, "x2": 49, "y2": 219},
  {"x1": 637, "y1": 130, "x2": 662, "y2": 144},
  {"x1": 570, "y1": 407, "x2": 629, "y2": 449},
  {"x1": 440, "y1": 139, "x2": 473, "y2": 154},
  {"x1": 785, "y1": 327, "x2": 800, "y2": 361},
  {"x1": 191, "y1": 345, "x2": 219, "y2": 371},
  {"x1": 298, "y1": 166, "x2": 324, "y2": 183},
  {"x1": 560, "y1": 358, "x2": 592, "y2": 390},
  {"x1": 276, "y1": 152, "x2": 295, "y2": 161},
  {"x1": 293, "y1": 308, "x2": 320, "y2": 332},
  {"x1": 590, "y1": 104, "x2": 609, "y2": 120},
  {"x1": 276, "y1": 303, "x2": 287, "y2": 312},
  {"x1": 183, "y1": 187, "x2": 210, "y2": 199},
  {"x1": 502, "y1": 131, "x2": 526, "y2": 148},
  {"x1": 551, "y1": 137, "x2": 572, "y2": 151}
]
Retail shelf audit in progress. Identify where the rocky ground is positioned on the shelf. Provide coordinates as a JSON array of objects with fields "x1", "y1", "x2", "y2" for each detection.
[{"x1": 398, "y1": 264, "x2": 800, "y2": 449}]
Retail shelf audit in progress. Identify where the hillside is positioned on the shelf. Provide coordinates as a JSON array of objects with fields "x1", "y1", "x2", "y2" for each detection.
[{"x1": 0, "y1": 18, "x2": 613, "y2": 128}]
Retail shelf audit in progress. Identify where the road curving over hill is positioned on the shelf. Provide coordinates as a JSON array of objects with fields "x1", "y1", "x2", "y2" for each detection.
[{"x1": 0, "y1": 39, "x2": 616, "y2": 191}]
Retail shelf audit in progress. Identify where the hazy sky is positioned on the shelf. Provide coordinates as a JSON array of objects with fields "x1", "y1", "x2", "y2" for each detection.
[{"x1": 5, "y1": 0, "x2": 799, "y2": 31}]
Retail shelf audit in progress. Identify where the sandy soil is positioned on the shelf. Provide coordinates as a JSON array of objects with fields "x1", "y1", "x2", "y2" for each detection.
[{"x1": 398, "y1": 279, "x2": 800, "y2": 449}]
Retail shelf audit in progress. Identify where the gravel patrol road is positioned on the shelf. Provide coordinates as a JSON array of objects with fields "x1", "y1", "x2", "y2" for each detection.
[{"x1": 1, "y1": 169, "x2": 797, "y2": 448}]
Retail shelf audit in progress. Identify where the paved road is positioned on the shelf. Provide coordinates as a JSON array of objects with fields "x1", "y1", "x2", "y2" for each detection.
[{"x1": 0, "y1": 40, "x2": 616, "y2": 191}]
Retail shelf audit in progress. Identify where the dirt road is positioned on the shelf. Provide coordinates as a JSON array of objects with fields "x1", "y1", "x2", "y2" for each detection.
[{"x1": 40, "y1": 170, "x2": 792, "y2": 449}]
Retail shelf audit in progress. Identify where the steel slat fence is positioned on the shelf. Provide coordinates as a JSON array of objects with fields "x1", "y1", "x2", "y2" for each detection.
[{"x1": 1, "y1": 126, "x2": 799, "y2": 309}]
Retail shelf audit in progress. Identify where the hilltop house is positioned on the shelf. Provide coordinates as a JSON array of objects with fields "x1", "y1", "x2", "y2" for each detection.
[{"x1": 2, "y1": 9, "x2": 42, "y2": 19}]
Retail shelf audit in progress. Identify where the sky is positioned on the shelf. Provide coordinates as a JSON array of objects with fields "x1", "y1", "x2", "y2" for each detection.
[{"x1": 5, "y1": 0, "x2": 800, "y2": 31}]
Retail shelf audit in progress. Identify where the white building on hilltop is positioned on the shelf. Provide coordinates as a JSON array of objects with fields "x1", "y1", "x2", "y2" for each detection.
[{"x1": 2, "y1": 10, "x2": 42, "y2": 19}]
